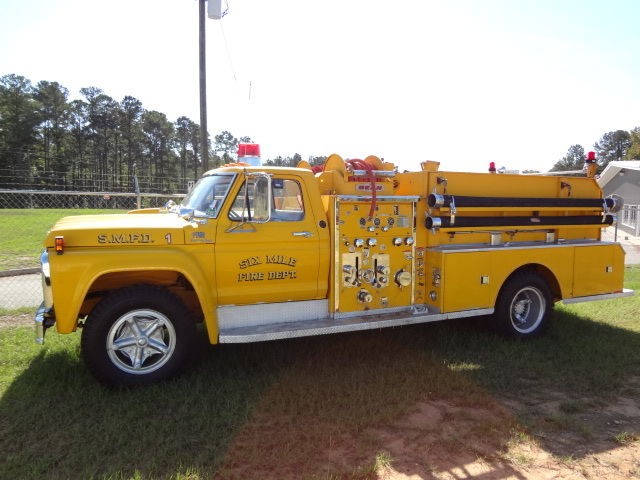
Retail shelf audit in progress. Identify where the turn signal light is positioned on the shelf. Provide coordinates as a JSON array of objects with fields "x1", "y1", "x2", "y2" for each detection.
[{"x1": 55, "y1": 236, "x2": 64, "y2": 255}]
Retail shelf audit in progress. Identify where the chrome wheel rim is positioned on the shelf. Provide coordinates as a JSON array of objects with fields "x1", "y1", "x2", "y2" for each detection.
[
  {"x1": 106, "y1": 309, "x2": 176, "y2": 375},
  {"x1": 509, "y1": 286, "x2": 545, "y2": 334}
]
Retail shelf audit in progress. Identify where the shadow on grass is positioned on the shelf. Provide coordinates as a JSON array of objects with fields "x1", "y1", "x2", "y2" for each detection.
[
  {"x1": 1, "y1": 306, "x2": 639, "y2": 479},
  {"x1": 0, "y1": 331, "x2": 287, "y2": 479}
]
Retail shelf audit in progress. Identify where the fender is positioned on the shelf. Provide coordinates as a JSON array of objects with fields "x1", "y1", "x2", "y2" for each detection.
[{"x1": 49, "y1": 245, "x2": 219, "y2": 341}]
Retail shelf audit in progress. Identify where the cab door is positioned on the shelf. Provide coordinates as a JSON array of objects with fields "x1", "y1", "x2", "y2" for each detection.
[{"x1": 214, "y1": 173, "x2": 322, "y2": 306}]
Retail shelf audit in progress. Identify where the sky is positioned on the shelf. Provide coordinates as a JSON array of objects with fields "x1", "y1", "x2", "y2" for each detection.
[{"x1": 2, "y1": 0, "x2": 640, "y2": 173}]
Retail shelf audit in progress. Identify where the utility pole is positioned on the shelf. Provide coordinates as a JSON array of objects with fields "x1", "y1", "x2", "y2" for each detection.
[{"x1": 198, "y1": 0, "x2": 209, "y2": 172}]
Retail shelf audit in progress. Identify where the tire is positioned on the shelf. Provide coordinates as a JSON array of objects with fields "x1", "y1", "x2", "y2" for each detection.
[
  {"x1": 493, "y1": 272, "x2": 553, "y2": 338},
  {"x1": 81, "y1": 285, "x2": 196, "y2": 387}
]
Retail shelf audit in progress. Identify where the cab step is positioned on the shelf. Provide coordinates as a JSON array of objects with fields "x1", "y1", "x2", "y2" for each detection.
[{"x1": 218, "y1": 307, "x2": 494, "y2": 343}]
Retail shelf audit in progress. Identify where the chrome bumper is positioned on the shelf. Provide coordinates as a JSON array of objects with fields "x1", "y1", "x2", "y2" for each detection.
[
  {"x1": 35, "y1": 303, "x2": 55, "y2": 345},
  {"x1": 35, "y1": 249, "x2": 55, "y2": 344}
]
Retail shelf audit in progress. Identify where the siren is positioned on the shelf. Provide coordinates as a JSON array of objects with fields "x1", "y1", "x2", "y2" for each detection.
[
  {"x1": 237, "y1": 143, "x2": 261, "y2": 166},
  {"x1": 584, "y1": 151, "x2": 597, "y2": 178}
]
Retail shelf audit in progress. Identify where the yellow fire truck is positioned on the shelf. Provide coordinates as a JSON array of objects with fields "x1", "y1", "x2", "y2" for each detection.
[{"x1": 35, "y1": 153, "x2": 633, "y2": 385}]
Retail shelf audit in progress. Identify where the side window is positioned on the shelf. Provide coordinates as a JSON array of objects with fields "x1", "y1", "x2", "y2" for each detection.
[
  {"x1": 228, "y1": 177, "x2": 304, "y2": 222},
  {"x1": 272, "y1": 179, "x2": 304, "y2": 222},
  {"x1": 229, "y1": 178, "x2": 268, "y2": 222}
]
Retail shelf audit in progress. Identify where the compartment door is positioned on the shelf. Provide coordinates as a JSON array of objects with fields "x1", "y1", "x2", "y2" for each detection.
[{"x1": 442, "y1": 252, "x2": 492, "y2": 312}]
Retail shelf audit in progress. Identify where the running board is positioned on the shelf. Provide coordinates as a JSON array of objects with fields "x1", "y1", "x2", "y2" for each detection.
[
  {"x1": 562, "y1": 288, "x2": 634, "y2": 304},
  {"x1": 218, "y1": 308, "x2": 494, "y2": 343}
]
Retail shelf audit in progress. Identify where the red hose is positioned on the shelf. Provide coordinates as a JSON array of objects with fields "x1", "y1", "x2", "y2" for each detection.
[{"x1": 346, "y1": 159, "x2": 377, "y2": 218}]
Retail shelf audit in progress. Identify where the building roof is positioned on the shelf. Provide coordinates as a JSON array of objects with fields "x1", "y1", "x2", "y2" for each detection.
[{"x1": 597, "y1": 160, "x2": 640, "y2": 189}]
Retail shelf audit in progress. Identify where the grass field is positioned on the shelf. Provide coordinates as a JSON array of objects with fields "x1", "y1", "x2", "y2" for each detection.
[
  {"x1": 1, "y1": 266, "x2": 638, "y2": 479},
  {"x1": 0, "y1": 209, "x2": 124, "y2": 270}
]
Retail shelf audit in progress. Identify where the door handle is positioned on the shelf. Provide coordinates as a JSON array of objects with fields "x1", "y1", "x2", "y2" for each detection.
[{"x1": 292, "y1": 231, "x2": 313, "y2": 238}]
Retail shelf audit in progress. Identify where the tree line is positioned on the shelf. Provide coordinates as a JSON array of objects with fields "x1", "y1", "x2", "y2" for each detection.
[
  {"x1": 0, "y1": 74, "x2": 324, "y2": 193},
  {"x1": 3, "y1": 73, "x2": 638, "y2": 194},
  {"x1": 551, "y1": 129, "x2": 640, "y2": 173}
]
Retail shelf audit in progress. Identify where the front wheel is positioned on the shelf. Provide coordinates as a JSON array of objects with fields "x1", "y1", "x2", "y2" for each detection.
[
  {"x1": 493, "y1": 272, "x2": 553, "y2": 338},
  {"x1": 81, "y1": 285, "x2": 196, "y2": 386}
]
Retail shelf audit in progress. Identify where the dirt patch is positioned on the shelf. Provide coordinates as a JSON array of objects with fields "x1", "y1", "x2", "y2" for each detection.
[
  {"x1": 216, "y1": 392, "x2": 639, "y2": 479},
  {"x1": 375, "y1": 397, "x2": 640, "y2": 480},
  {"x1": 0, "y1": 314, "x2": 32, "y2": 328}
]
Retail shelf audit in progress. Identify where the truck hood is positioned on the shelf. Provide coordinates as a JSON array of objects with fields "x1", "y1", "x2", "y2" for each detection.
[{"x1": 44, "y1": 213, "x2": 209, "y2": 248}]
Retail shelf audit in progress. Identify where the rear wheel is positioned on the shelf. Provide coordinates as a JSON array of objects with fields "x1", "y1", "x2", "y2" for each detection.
[
  {"x1": 494, "y1": 272, "x2": 553, "y2": 338},
  {"x1": 81, "y1": 285, "x2": 196, "y2": 386}
]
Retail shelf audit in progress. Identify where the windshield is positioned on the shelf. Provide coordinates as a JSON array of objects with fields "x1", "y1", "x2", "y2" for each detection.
[{"x1": 181, "y1": 173, "x2": 236, "y2": 217}]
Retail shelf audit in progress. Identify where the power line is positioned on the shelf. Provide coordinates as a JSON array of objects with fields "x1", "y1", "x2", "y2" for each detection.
[{"x1": 219, "y1": 18, "x2": 237, "y2": 81}]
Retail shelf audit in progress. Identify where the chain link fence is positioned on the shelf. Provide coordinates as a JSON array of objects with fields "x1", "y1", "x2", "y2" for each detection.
[
  {"x1": 4, "y1": 193, "x2": 638, "y2": 316},
  {"x1": 0, "y1": 189, "x2": 186, "y2": 210},
  {"x1": 1, "y1": 190, "x2": 185, "y2": 314}
]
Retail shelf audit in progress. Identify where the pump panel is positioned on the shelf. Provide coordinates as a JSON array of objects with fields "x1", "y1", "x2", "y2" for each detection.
[{"x1": 334, "y1": 197, "x2": 416, "y2": 313}]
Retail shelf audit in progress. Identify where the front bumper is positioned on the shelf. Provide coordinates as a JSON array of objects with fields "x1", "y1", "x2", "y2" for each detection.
[{"x1": 35, "y1": 303, "x2": 55, "y2": 344}]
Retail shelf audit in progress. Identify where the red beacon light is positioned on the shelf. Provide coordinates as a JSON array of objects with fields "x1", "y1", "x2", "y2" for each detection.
[
  {"x1": 584, "y1": 151, "x2": 597, "y2": 178},
  {"x1": 488, "y1": 161, "x2": 496, "y2": 173},
  {"x1": 237, "y1": 143, "x2": 261, "y2": 166}
]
